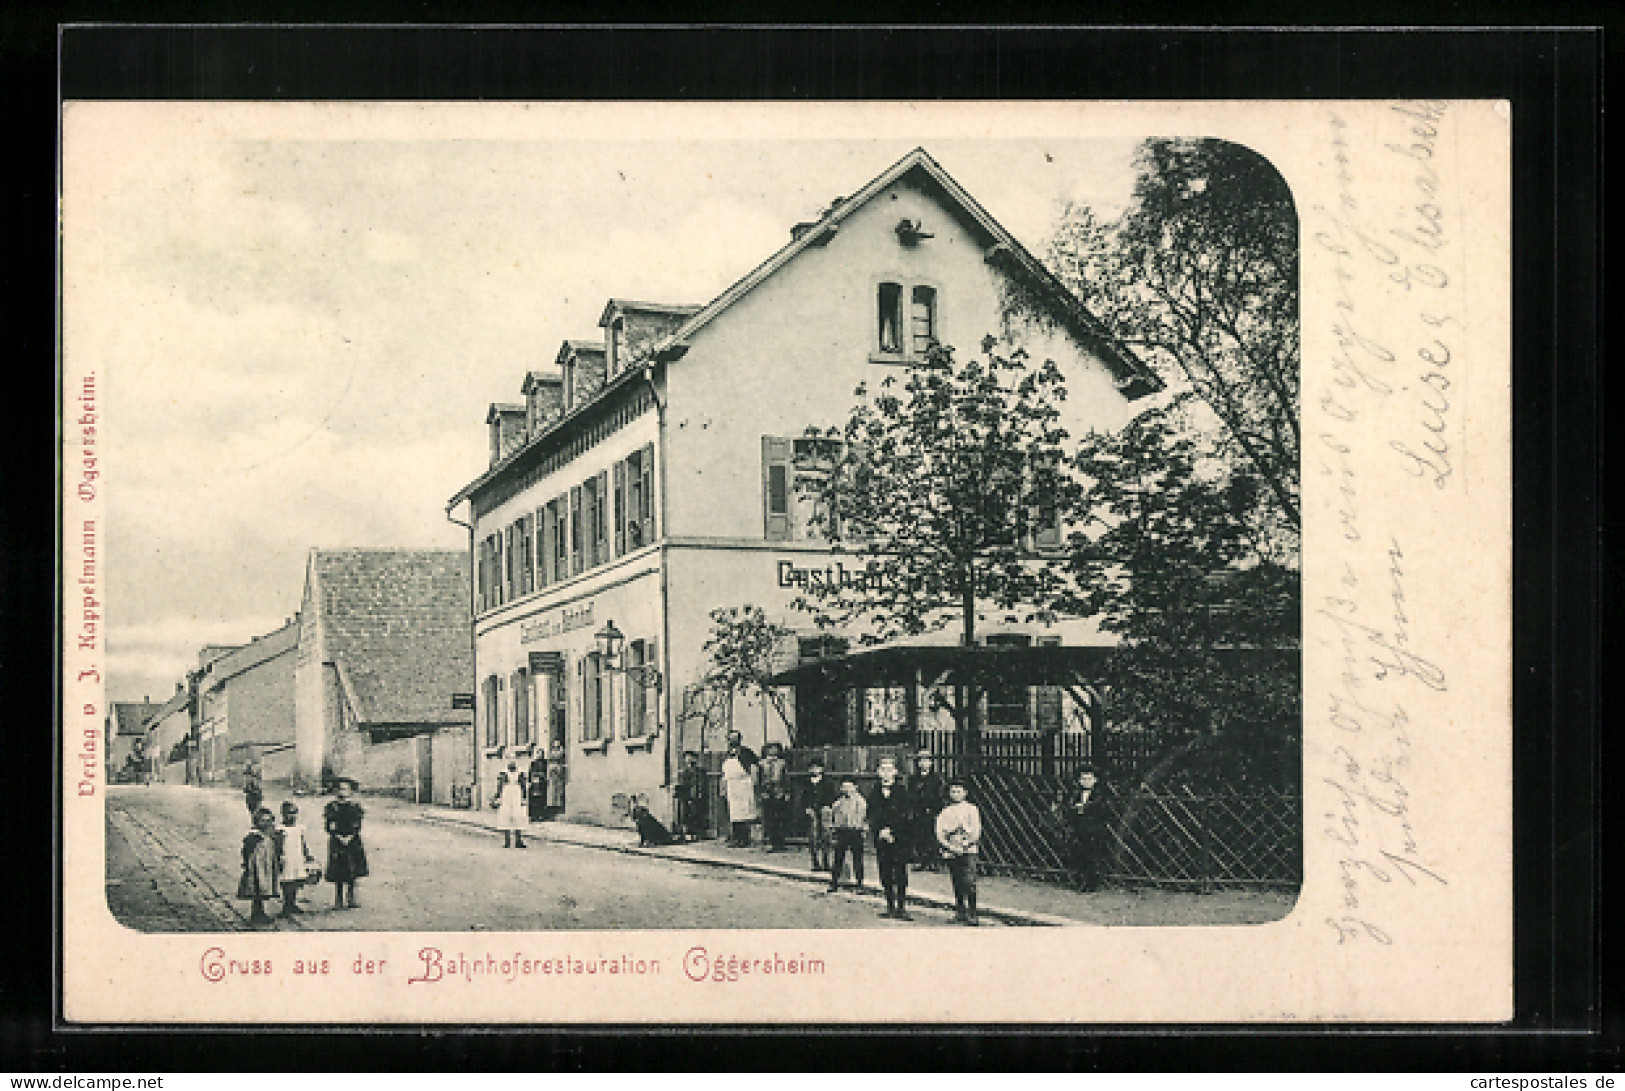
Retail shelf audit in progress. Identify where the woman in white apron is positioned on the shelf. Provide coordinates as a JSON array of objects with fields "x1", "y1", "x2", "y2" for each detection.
[{"x1": 493, "y1": 749, "x2": 529, "y2": 849}]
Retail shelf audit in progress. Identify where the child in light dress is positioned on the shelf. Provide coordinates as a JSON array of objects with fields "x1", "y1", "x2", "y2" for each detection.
[{"x1": 277, "y1": 800, "x2": 316, "y2": 918}]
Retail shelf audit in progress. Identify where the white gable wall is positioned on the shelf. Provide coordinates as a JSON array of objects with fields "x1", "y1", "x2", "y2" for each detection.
[{"x1": 662, "y1": 172, "x2": 1138, "y2": 542}]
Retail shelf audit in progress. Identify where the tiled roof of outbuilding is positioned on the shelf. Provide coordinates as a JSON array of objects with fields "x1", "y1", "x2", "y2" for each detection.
[{"x1": 308, "y1": 549, "x2": 473, "y2": 729}]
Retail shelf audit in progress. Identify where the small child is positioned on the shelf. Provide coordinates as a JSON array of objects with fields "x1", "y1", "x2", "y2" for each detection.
[
  {"x1": 276, "y1": 801, "x2": 315, "y2": 918},
  {"x1": 826, "y1": 778, "x2": 868, "y2": 893},
  {"x1": 324, "y1": 776, "x2": 368, "y2": 909},
  {"x1": 936, "y1": 779, "x2": 983, "y2": 925},
  {"x1": 237, "y1": 806, "x2": 283, "y2": 926}
]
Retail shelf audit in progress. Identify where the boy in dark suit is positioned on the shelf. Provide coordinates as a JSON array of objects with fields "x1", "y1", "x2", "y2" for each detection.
[
  {"x1": 803, "y1": 757, "x2": 839, "y2": 872},
  {"x1": 866, "y1": 756, "x2": 914, "y2": 920}
]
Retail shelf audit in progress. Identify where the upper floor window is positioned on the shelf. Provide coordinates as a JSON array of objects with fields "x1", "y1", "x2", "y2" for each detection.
[
  {"x1": 878, "y1": 282, "x2": 903, "y2": 354},
  {"x1": 608, "y1": 316, "x2": 626, "y2": 377},
  {"x1": 910, "y1": 285, "x2": 937, "y2": 354},
  {"x1": 876, "y1": 281, "x2": 939, "y2": 360},
  {"x1": 764, "y1": 435, "x2": 846, "y2": 542}
]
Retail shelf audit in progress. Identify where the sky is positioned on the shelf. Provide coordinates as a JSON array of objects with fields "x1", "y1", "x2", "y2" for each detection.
[{"x1": 65, "y1": 105, "x2": 1143, "y2": 703}]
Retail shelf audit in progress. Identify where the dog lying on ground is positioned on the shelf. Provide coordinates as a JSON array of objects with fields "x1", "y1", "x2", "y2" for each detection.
[{"x1": 630, "y1": 802, "x2": 675, "y2": 847}]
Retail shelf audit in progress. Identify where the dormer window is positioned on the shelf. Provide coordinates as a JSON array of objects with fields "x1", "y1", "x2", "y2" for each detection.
[
  {"x1": 608, "y1": 316, "x2": 626, "y2": 376},
  {"x1": 562, "y1": 357, "x2": 576, "y2": 412}
]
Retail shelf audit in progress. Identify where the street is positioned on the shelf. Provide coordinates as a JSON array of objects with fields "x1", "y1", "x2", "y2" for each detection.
[{"x1": 105, "y1": 785, "x2": 1002, "y2": 931}]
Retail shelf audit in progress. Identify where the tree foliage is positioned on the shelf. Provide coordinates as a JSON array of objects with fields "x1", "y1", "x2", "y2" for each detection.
[
  {"x1": 1051, "y1": 138, "x2": 1301, "y2": 787},
  {"x1": 797, "y1": 337, "x2": 1080, "y2": 647},
  {"x1": 699, "y1": 604, "x2": 795, "y2": 741},
  {"x1": 1052, "y1": 137, "x2": 1300, "y2": 536}
]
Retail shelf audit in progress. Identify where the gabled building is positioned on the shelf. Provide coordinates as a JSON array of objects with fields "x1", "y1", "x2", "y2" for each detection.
[
  {"x1": 144, "y1": 683, "x2": 194, "y2": 784},
  {"x1": 107, "y1": 698, "x2": 162, "y2": 782},
  {"x1": 446, "y1": 147, "x2": 1160, "y2": 825},
  {"x1": 194, "y1": 616, "x2": 301, "y2": 785},
  {"x1": 294, "y1": 548, "x2": 474, "y2": 803}
]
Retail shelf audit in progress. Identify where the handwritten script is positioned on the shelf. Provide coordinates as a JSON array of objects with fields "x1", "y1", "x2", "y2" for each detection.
[{"x1": 1312, "y1": 102, "x2": 1459, "y2": 946}]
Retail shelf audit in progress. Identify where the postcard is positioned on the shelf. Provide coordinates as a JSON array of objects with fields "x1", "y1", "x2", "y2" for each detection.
[{"x1": 62, "y1": 99, "x2": 1510, "y2": 1023}]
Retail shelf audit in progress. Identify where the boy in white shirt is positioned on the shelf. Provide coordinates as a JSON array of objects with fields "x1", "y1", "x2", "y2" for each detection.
[{"x1": 935, "y1": 779, "x2": 982, "y2": 926}]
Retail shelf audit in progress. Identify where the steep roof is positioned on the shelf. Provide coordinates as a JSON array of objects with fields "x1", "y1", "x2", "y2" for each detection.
[
  {"x1": 307, "y1": 549, "x2": 473, "y2": 729},
  {"x1": 111, "y1": 701, "x2": 164, "y2": 737},
  {"x1": 201, "y1": 617, "x2": 299, "y2": 688},
  {"x1": 449, "y1": 146, "x2": 1159, "y2": 511},
  {"x1": 651, "y1": 147, "x2": 1160, "y2": 396}
]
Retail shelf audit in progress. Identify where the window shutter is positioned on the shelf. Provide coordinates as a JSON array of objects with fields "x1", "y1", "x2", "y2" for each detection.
[
  {"x1": 535, "y1": 508, "x2": 549, "y2": 588},
  {"x1": 570, "y1": 486, "x2": 583, "y2": 575},
  {"x1": 763, "y1": 436, "x2": 792, "y2": 541},
  {"x1": 640, "y1": 443, "x2": 656, "y2": 540},
  {"x1": 578, "y1": 656, "x2": 590, "y2": 742},
  {"x1": 613, "y1": 461, "x2": 627, "y2": 557},
  {"x1": 596, "y1": 471, "x2": 609, "y2": 564},
  {"x1": 645, "y1": 637, "x2": 658, "y2": 736}
]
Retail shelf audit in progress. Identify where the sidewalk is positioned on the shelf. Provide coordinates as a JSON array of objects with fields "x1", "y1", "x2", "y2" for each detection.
[{"x1": 380, "y1": 795, "x2": 1293, "y2": 927}]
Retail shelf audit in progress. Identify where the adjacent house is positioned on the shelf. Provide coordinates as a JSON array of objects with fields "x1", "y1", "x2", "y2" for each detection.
[
  {"x1": 106, "y1": 698, "x2": 162, "y2": 783},
  {"x1": 193, "y1": 616, "x2": 301, "y2": 786},
  {"x1": 145, "y1": 683, "x2": 194, "y2": 784},
  {"x1": 446, "y1": 147, "x2": 1160, "y2": 826},
  {"x1": 294, "y1": 548, "x2": 474, "y2": 804}
]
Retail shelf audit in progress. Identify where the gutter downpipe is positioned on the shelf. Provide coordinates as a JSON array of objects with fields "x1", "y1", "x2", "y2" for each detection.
[
  {"x1": 642, "y1": 361, "x2": 675, "y2": 810},
  {"x1": 446, "y1": 502, "x2": 480, "y2": 811}
]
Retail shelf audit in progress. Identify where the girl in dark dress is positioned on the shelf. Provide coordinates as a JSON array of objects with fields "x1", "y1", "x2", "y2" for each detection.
[
  {"x1": 324, "y1": 775, "x2": 368, "y2": 909},
  {"x1": 237, "y1": 806, "x2": 283, "y2": 926}
]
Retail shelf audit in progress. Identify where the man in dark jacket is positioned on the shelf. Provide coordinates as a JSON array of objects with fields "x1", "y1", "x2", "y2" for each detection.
[
  {"x1": 909, "y1": 749, "x2": 946, "y2": 870},
  {"x1": 866, "y1": 756, "x2": 914, "y2": 920}
]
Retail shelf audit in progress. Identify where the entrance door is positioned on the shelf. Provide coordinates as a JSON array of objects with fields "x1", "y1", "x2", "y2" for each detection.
[{"x1": 548, "y1": 671, "x2": 567, "y2": 811}]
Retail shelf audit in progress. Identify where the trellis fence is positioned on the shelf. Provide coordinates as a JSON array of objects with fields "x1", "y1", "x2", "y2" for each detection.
[{"x1": 1100, "y1": 785, "x2": 1302, "y2": 890}]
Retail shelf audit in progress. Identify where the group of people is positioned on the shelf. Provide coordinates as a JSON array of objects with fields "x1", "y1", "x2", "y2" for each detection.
[
  {"x1": 236, "y1": 773, "x2": 369, "y2": 926},
  {"x1": 676, "y1": 734, "x2": 985, "y2": 926}
]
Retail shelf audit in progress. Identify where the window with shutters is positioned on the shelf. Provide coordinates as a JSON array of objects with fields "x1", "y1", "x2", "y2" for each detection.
[
  {"x1": 482, "y1": 674, "x2": 501, "y2": 749},
  {"x1": 581, "y1": 653, "x2": 605, "y2": 743},
  {"x1": 517, "y1": 514, "x2": 535, "y2": 595},
  {"x1": 910, "y1": 285, "x2": 937, "y2": 354},
  {"x1": 513, "y1": 667, "x2": 532, "y2": 748},
  {"x1": 535, "y1": 507, "x2": 551, "y2": 589},
  {"x1": 876, "y1": 280, "x2": 940, "y2": 361},
  {"x1": 625, "y1": 639, "x2": 648, "y2": 738},
  {"x1": 762, "y1": 436, "x2": 792, "y2": 541},
  {"x1": 635, "y1": 444, "x2": 655, "y2": 544},
  {"x1": 764, "y1": 436, "x2": 845, "y2": 541},
  {"x1": 581, "y1": 477, "x2": 599, "y2": 568},
  {"x1": 492, "y1": 533, "x2": 506, "y2": 607},
  {"x1": 551, "y1": 496, "x2": 569, "y2": 582},
  {"x1": 612, "y1": 459, "x2": 628, "y2": 557},
  {"x1": 593, "y1": 470, "x2": 609, "y2": 564},
  {"x1": 569, "y1": 486, "x2": 584, "y2": 575},
  {"x1": 877, "y1": 282, "x2": 903, "y2": 354}
]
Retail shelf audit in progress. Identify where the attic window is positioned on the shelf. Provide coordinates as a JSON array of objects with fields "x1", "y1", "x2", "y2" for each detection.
[
  {"x1": 910, "y1": 286, "x2": 937, "y2": 354},
  {"x1": 877, "y1": 283, "x2": 903, "y2": 354},
  {"x1": 608, "y1": 317, "x2": 626, "y2": 376}
]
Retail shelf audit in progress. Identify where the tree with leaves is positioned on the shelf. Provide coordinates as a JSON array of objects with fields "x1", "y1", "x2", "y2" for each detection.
[
  {"x1": 1052, "y1": 137, "x2": 1300, "y2": 538},
  {"x1": 1051, "y1": 138, "x2": 1300, "y2": 788},
  {"x1": 796, "y1": 337, "x2": 1081, "y2": 754},
  {"x1": 698, "y1": 604, "x2": 796, "y2": 745}
]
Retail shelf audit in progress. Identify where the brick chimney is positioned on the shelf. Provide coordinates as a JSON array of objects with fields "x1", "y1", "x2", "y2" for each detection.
[
  {"x1": 486, "y1": 403, "x2": 527, "y2": 465},
  {"x1": 522, "y1": 370, "x2": 565, "y2": 435}
]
